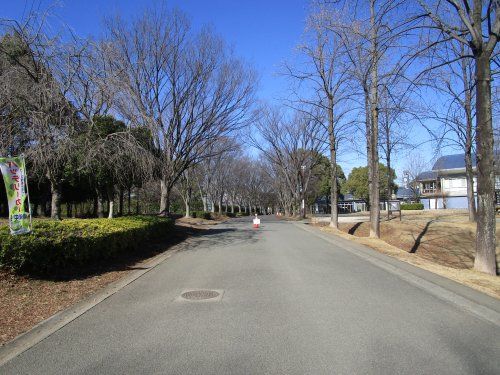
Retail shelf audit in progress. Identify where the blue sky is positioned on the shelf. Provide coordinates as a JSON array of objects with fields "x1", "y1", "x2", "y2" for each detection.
[
  {"x1": 3, "y1": 0, "x2": 450, "y2": 179},
  {"x1": 3, "y1": 0, "x2": 307, "y2": 102}
]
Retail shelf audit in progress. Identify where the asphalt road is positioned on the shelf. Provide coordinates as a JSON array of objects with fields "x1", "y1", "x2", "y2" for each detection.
[{"x1": 2, "y1": 217, "x2": 500, "y2": 374}]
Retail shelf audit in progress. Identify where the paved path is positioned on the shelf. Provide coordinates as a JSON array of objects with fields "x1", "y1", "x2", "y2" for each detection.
[{"x1": 2, "y1": 217, "x2": 500, "y2": 374}]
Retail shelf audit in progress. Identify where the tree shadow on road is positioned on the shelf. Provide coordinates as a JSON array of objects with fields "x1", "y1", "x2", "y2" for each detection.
[{"x1": 177, "y1": 226, "x2": 258, "y2": 252}]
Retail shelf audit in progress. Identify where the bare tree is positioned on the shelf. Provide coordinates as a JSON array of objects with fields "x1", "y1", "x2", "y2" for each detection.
[
  {"x1": 378, "y1": 82, "x2": 413, "y2": 217},
  {"x1": 404, "y1": 153, "x2": 429, "y2": 200},
  {"x1": 0, "y1": 19, "x2": 80, "y2": 220},
  {"x1": 0, "y1": 32, "x2": 32, "y2": 156},
  {"x1": 176, "y1": 167, "x2": 195, "y2": 218},
  {"x1": 82, "y1": 118, "x2": 153, "y2": 219},
  {"x1": 417, "y1": 0, "x2": 499, "y2": 274},
  {"x1": 251, "y1": 106, "x2": 326, "y2": 218},
  {"x1": 322, "y1": 0, "x2": 411, "y2": 237},
  {"x1": 419, "y1": 39, "x2": 478, "y2": 222},
  {"x1": 284, "y1": 4, "x2": 353, "y2": 227},
  {"x1": 104, "y1": 7, "x2": 255, "y2": 215}
]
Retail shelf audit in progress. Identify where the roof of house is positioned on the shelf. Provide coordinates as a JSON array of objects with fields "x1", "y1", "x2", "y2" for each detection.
[
  {"x1": 396, "y1": 187, "x2": 417, "y2": 198},
  {"x1": 432, "y1": 153, "x2": 476, "y2": 170},
  {"x1": 343, "y1": 193, "x2": 356, "y2": 201},
  {"x1": 416, "y1": 153, "x2": 476, "y2": 181},
  {"x1": 314, "y1": 196, "x2": 329, "y2": 204},
  {"x1": 416, "y1": 171, "x2": 438, "y2": 181}
]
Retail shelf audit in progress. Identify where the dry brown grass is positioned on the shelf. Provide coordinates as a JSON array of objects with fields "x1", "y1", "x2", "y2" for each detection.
[
  {"x1": 337, "y1": 210, "x2": 499, "y2": 270},
  {"x1": 176, "y1": 216, "x2": 227, "y2": 227},
  {"x1": 0, "y1": 268, "x2": 129, "y2": 346},
  {"x1": 314, "y1": 209, "x2": 500, "y2": 299}
]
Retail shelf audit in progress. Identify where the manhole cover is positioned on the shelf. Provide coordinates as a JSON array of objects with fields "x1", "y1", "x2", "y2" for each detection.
[{"x1": 181, "y1": 290, "x2": 220, "y2": 300}]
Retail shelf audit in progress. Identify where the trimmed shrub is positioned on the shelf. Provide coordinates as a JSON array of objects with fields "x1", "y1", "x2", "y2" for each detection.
[
  {"x1": 401, "y1": 203, "x2": 424, "y2": 210},
  {"x1": 0, "y1": 216, "x2": 174, "y2": 275}
]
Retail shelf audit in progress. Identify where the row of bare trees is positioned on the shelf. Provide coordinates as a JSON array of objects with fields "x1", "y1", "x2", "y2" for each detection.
[
  {"x1": 275, "y1": 0, "x2": 498, "y2": 275},
  {"x1": 0, "y1": 1, "x2": 497, "y2": 274},
  {"x1": 251, "y1": 105, "x2": 334, "y2": 217},
  {"x1": 174, "y1": 144, "x2": 277, "y2": 217},
  {"x1": 0, "y1": 6, "x2": 256, "y2": 219}
]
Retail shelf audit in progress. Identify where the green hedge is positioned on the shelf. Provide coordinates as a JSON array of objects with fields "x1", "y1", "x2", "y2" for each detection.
[
  {"x1": 0, "y1": 216, "x2": 174, "y2": 275},
  {"x1": 401, "y1": 203, "x2": 424, "y2": 210},
  {"x1": 191, "y1": 211, "x2": 212, "y2": 220}
]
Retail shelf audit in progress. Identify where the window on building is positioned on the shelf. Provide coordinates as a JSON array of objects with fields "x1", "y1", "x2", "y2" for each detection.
[{"x1": 423, "y1": 181, "x2": 436, "y2": 193}]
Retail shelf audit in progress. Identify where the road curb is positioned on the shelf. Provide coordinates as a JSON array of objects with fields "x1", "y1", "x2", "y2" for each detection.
[
  {"x1": 294, "y1": 222, "x2": 500, "y2": 327},
  {"x1": 0, "y1": 244, "x2": 183, "y2": 367}
]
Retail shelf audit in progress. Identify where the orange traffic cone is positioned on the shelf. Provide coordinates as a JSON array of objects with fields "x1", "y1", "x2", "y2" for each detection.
[{"x1": 253, "y1": 214, "x2": 260, "y2": 229}]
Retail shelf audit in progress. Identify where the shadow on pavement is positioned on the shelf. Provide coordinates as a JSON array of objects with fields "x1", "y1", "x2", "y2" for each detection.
[{"x1": 178, "y1": 225, "x2": 259, "y2": 251}]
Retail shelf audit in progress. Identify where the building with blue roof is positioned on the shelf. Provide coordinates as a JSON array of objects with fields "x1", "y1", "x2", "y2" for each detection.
[{"x1": 416, "y1": 153, "x2": 500, "y2": 209}]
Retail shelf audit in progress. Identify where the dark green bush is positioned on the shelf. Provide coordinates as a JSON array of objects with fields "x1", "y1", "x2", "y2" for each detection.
[
  {"x1": 401, "y1": 203, "x2": 424, "y2": 210},
  {"x1": 0, "y1": 216, "x2": 174, "y2": 275},
  {"x1": 225, "y1": 212, "x2": 236, "y2": 218}
]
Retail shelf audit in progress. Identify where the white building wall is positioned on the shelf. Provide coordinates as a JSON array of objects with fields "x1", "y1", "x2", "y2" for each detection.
[{"x1": 441, "y1": 176, "x2": 477, "y2": 196}]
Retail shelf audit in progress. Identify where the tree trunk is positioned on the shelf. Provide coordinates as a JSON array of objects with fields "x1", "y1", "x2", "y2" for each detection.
[
  {"x1": 299, "y1": 171, "x2": 306, "y2": 219},
  {"x1": 369, "y1": 0, "x2": 380, "y2": 238},
  {"x1": 231, "y1": 203, "x2": 235, "y2": 213},
  {"x1": 387, "y1": 152, "x2": 391, "y2": 221},
  {"x1": 364, "y1": 88, "x2": 372, "y2": 217},
  {"x1": 119, "y1": 188, "x2": 124, "y2": 217},
  {"x1": 465, "y1": 151, "x2": 477, "y2": 222},
  {"x1": 50, "y1": 179, "x2": 62, "y2": 220},
  {"x1": 219, "y1": 195, "x2": 223, "y2": 214},
  {"x1": 159, "y1": 179, "x2": 170, "y2": 215},
  {"x1": 107, "y1": 184, "x2": 115, "y2": 219},
  {"x1": 93, "y1": 195, "x2": 98, "y2": 217},
  {"x1": 461, "y1": 52, "x2": 477, "y2": 222},
  {"x1": 183, "y1": 187, "x2": 192, "y2": 218},
  {"x1": 96, "y1": 188, "x2": 105, "y2": 218},
  {"x1": 328, "y1": 96, "x2": 338, "y2": 229},
  {"x1": 46, "y1": 199, "x2": 51, "y2": 217},
  {"x1": 136, "y1": 189, "x2": 140, "y2": 215},
  {"x1": 127, "y1": 187, "x2": 131, "y2": 215},
  {"x1": 66, "y1": 202, "x2": 72, "y2": 218},
  {"x1": 473, "y1": 52, "x2": 497, "y2": 275}
]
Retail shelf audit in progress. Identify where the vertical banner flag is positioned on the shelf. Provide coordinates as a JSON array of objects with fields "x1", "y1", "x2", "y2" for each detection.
[{"x1": 0, "y1": 156, "x2": 32, "y2": 235}]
